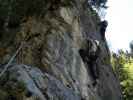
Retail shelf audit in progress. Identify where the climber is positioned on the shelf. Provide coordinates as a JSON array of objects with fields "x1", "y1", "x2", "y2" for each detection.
[
  {"x1": 99, "y1": 20, "x2": 108, "y2": 40},
  {"x1": 87, "y1": 39, "x2": 100, "y2": 86},
  {"x1": 79, "y1": 39, "x2": 100, "y2": 86}
]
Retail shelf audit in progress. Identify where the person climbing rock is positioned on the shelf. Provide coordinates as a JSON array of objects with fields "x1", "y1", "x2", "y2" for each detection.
[
  {"x1": 87, "y1": 40, "x2": 100, "y2": 86},
  {"x1": 99, "y1": 20, "x2": 108, "y2": 41},
  {"x1": 79, "y1": 39, "x2": 101, "y2": 86}
]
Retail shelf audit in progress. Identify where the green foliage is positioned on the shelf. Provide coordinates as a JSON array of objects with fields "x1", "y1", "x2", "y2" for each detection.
[
  {"x1": 0, "y1": 89, "x2": 8, "y2": 100},
  {"x1": 0, "y1": 72, "x2": 26, "y2": 100},
  {"x1": 90, "y1": 0, "x2": 108, "y2": 8},
  {"x1": 61, "y1": 0, "x2": 75, "y2": 7},
  {"x1": 0, "y1": 0, "x2": 47, "y2": 27},
  {"x1": 0, "y1": 0, "x2": 46, "y2": 16},
  {"x1": 111, "y1": 50, "x2": 133, "y2": 100},
  {"x1": 88, "y1": 9, "x2": 98, "y2": 16},
  {"x1": 103, "y1": 56, "x2": 110, "y2": 65},
  {"x1": 0, "y1": 0, "x2": 75, "y2": 27}
]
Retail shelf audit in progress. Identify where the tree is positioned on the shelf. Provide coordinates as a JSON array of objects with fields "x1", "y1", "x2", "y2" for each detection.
[
  {"x1": 0, "y1": 0, "x2": 47, "y2": 29},
  {"x1": 89, "y1": 0, "x2": 108, "y2": 8},
  {"x1": 111, "y1": 50, "x2": 133, "y2": 100}
]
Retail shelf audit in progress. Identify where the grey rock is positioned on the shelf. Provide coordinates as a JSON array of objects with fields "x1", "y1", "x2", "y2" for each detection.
[
  {"x1": 0, "y1": 0, "x2": 122, "y2": 100},
  {"x1": 8, "y1": 64, "x2": 81, "y2": 100}
]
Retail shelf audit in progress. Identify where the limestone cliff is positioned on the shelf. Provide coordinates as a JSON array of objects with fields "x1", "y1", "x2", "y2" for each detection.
[{"x1": 0, "y1": 0, "x2": 122, "y2": 100}]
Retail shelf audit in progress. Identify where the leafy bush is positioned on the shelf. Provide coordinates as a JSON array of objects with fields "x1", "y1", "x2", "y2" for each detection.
[
  {"x1": 0, "y1": 72, "x2": 26, "y2": 100},
  {"x1": 0, "y1": 0, "x2": 47, "y2": 27},
  {"x1": 89, "y1": 0, "x2": 108, "y2": 8},
  {"x1": 111, "y1": 50, "x2": 133, "y2": 100}
]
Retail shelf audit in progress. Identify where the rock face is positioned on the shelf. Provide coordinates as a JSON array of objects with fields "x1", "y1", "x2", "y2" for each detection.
[{"x1": 0, "y1": 0, "x2": 122, "y2": 100}]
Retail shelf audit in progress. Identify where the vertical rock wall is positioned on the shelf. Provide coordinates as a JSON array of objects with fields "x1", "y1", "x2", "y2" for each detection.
[{"x1": 0, "y1": 0, "x2": 122, "y2": 100}]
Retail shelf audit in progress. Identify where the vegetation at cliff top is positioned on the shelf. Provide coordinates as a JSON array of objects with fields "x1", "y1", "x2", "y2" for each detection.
[{"x1": 90, "y1": 0, "x2": 108, "y2": 8}]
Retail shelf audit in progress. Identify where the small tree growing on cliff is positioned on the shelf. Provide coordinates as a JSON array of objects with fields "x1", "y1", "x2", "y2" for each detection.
[{"x1": 89, "y1": 0, "x2": 108, "y2": 8}]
